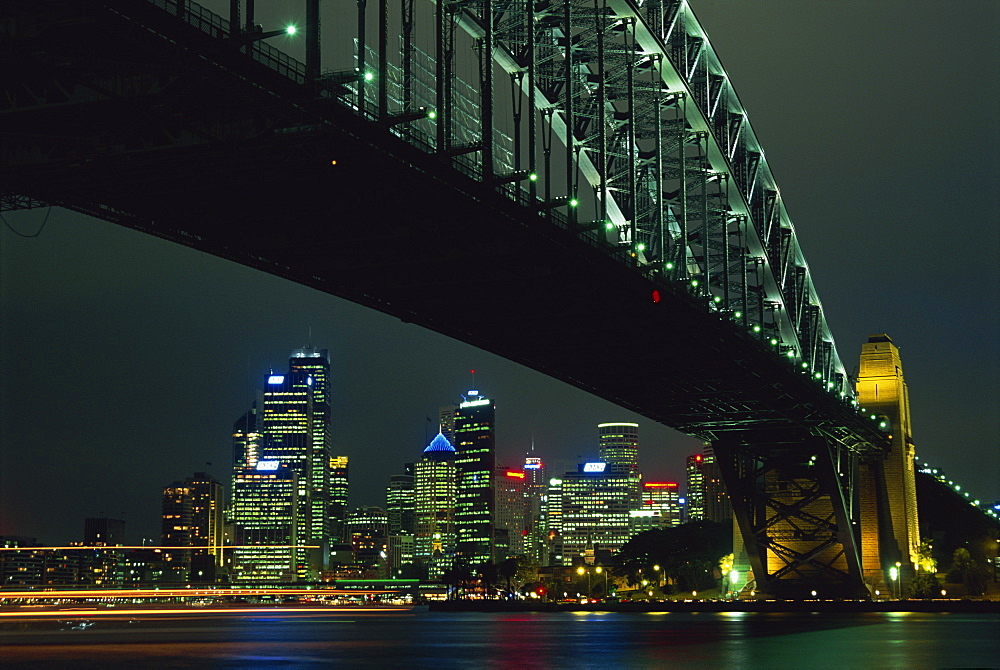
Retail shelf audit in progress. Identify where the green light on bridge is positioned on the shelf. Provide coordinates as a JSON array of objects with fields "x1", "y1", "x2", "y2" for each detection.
[
  {"x1": 801, "y1": 362, "x2": 809, "y2": 369},
  {"x1": 690, "y1": 279, "x2": 699, "y2": 287},
  {"x1": 770, "y1": 338, "x2": 778, "y2": 345},
  {"x1": 364, "y1": 72, "x2": 374, "y2": 82},
  {"x1": 753, "y1": 325, "x2": 761, "y2": 333},
  {"x1": 665, "y1": 262, "x2": 674, "y2": 270},
  {"x1": 529, "y1": 173, "x2": 538, "y2": 181},
  {"x1": 569, "y1": 198, "x2": 579, "y2": 207},
  {"x1": 713, "y1": 296, "x2": 722, "y2": 303},
  {"x1": 637, "y1": 243, "x2": 646, "y2": 251},
  {"x1": 605, "y1": 222, "x2": 614, "y2": 230},
  {"x1": 733, "y1": 311, "x2": 742, "y2": 319},
  {"x1": 285, "y1": 25, "x2": 297, "y2": 35},
  {"x1": 427, "y1": 110, "x2": 437, "y2": 119}
]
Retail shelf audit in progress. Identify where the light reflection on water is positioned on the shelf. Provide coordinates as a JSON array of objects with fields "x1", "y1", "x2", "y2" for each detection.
[{"x1": 1, "y1": 610, "x2": 997, "y2": 668}]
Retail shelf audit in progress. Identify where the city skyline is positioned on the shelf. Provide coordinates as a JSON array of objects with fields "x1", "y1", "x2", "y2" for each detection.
[{"x1": 1, "y1": 0, "x2": 997, "y2": 546}]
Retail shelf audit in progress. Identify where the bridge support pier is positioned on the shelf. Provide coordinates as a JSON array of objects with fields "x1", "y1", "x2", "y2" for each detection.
[{"x1": 714, "y1": 434, "x2": 868, "y2": 599}]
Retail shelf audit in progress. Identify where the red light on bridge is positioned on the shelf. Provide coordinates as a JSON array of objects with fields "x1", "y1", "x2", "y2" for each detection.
[{"x1": 651, "y1": 289, "x2": 661, "y2": 303}]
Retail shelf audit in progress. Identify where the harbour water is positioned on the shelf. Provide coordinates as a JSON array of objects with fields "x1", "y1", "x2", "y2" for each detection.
[{"x1": 2, "y1": 609, "x2": 998, "y2": 668}]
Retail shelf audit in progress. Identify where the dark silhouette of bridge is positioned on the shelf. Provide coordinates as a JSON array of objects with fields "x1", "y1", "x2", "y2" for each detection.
[{"x1": 2, "y1": 0, "x2": 897, "y2": 597}]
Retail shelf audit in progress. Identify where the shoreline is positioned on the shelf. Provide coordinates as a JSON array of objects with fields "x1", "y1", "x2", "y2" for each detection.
[{"x1": 429, "y1": 599, "x2": 1000, "y2": 614}]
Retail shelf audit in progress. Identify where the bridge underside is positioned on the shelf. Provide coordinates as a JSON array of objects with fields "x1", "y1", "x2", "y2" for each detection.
[{"x1": 2, "y1": 0, "x2": 887, "y2": 596}]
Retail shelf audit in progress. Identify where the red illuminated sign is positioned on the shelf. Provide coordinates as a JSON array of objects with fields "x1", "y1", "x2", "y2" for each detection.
[
  {"x1": 645, "y1": 482, "x2": 678, "y2": 488},
  {"x1": 505, "y1": 471, "x2": 525, "y2": 479}
]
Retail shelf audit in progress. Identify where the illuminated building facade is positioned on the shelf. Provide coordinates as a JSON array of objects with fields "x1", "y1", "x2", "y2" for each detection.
[
  {"x1": 453, "y1": 390, "x2": 496, "y2": 564},
  {"x1": 541, "y1": 477, "x2": 564, "y2": 565},
  {"x1": 598, "y1": 423, "x2": 641, "y2": 507},
  {"x1": 84, "y1": 518, "x2": 125, "y2": 547},
  {"x1": 560, "y1": 462, "x2": 632, "y2": 565},
  {"x1": 856, "y1": 334, "x2": 920, "y2": 588},
  {"x1": 701, "y1": 449, "x2": 732, "y2": 523},
  {"x1": 346, "y1": 507, "x2": 389, "y2": 578},
  {"x1": 329, "y1": 455, "x2": 350, "y2": 541},
  {"x1": 635, "y1": 481, "x2": 681, "y2": 530},
  {"x1": 685, "y1": 453, "x2": 707, "y2": 521},
  {"x1": 160, "y1": 472, "x2": 225, "y2": 581},
  {"x1": 232, "y1": 402, "x2": 262, "y2": 474},
  {"x1": 231, "y1": 462, "x2": 299, "y2": 582},
  {"x1": 523, "y1": 456, "x2": 547, "y2": 563},
  {"x1": 386, "y1": 466, "x2": 415, "y2": 572},
  {"x1": 288, "y1": 347, "x2": 334, "y2": 547},
  {"x1": 495, "y1": 468, "x2": 528, "y2": 558},
  {"x1": 414, "y1": 432, "x2": 457, "y2": 578}
]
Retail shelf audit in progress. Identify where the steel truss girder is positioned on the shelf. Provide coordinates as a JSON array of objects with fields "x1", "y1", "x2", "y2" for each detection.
[
  {"x1": 440, "y1": 0, "x2": 854, "y2": 404},
  {"x1": 714, "y1": 433, "x2": 867, "y2": 598}
]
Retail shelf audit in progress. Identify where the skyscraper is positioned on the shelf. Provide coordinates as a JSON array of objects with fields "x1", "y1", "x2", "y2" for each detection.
[
  {"x1": 329, "y1": 455, "x2": 350, "y2": 541},
  {"x1": 633, "y1": 481, "x2": 681, "y2": 531},
  {"x1": 229, "y1": 347, "x2": 335, "y2": 580},
  {"x1": 161, "y1": 472, "x2": 225, "y2": 581},
  {"x1": 686, "y1": 453, "x2": 706, "y2": 521},
  {"x1": 231, "y1": 462, "x2": 299, "y2": 582},
  {"x1": 453, "y1": 390, "x2": 495, "y2": 564},
  {"x1": 288, "y1": 347, "x2": 333, "y2": 548},
  {"x1": 599, "y1": 423, "x2": 641, "y2": 509},
  {"x1": 414, "y1": 432, "x2": 457, "y2": 578},
  {"x1": 560, "y1": 461, "x2": 633, "y2": 565},
  {"x1": 494, "y1": 467, "x2": 528, "y2": 558}
]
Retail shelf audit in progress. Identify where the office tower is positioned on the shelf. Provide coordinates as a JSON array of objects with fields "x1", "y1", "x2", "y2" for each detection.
[
  {"x1": 523, "y1": 455, "x2": 547, "y2": 563},
  {"x1": 386, "y1": 466, "x2": 415, "y2": 573},
  {"x1": 495, "y1": 467, "x2": 528, "y2": 558},
  {"x1": 560, "y1": 461, "x2": 632, "y2": 565},
  {"x1": 345, "y1": 507, "x2": 389, "y2": 577},
  {"x1": 856, "y1": 334, "x2": 920, "y2": 584},
  {"x1": 453, "y1": 390, "x2": 496, "y2": 564},
  {"x1": 598, "y1": 423, "x2": 641, "y2": 507},
  {"x1": 232, "y1": 402, "x2": 262, "y2": 474},
  {"x1": 541, "y1": 477, "x2": 564, "y2": 566},
  {"x1": 633, "y1": 482, "x2": 681, "y2": 531},
  {"x1": 686, "y1": 453, "x2": 706, "y2": 521},
  {"x1": 701, "y1": 448, "x2": 732, "y2": 523},
  {"x1": 289, "y1": 347, "x2": 333, "y2": 549},
  {"x1": 329, "y1": 456, "x2": 350, "y2": 541},
  {"x1": 84, "y1": 518, "x2": 125, "y2": 546},
  {"x1": 386, "y1": 465, "x2": 415, "y2": 537},
  {"x1": 231, "y1": 462, "x2": 299, "y2": 582},
  {"x1": 414, "y1": 432, "x2": 457, "y2": 578},
  {"x1": 161, "y1": 473, "x2": 225, "y2": 581},
  {"x1": 439, "y1": 405, "x2": 457, "y2": 446}
]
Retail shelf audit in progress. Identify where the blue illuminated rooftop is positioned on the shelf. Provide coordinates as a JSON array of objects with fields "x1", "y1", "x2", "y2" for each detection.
[{"x1": 424, "y1": 432, "x2": 455, "y2": 454}]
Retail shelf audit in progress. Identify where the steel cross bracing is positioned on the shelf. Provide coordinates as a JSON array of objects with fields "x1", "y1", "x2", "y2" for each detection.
[{"x1": 359, "y1": 0, "x2": 881, "y2": 448}]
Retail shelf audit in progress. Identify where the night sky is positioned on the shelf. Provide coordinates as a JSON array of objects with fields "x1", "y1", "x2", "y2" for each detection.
[{"x1": 1, "y1": 1, "x2": 997, "y2": 545}]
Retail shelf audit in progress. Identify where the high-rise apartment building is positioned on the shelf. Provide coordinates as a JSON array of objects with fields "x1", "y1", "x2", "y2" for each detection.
[
  {"x1": 386, "y1": 466, "x2": 415, "y2": 537},
  {"x1": 288, "y1": 347, "x2": 333, "y2": 546},
  {"x1": 541, "y1": 476, "x2": 564, "y2": 565},
  {"x1": 84, "y1": 518, "x2": 125, "y2": 547},
  {"x1": 414, "y1": 432, "x2": 457, "y2": 578},
  {"x1": 523, "y1": 455, "x2": 547, "y2": 563},
  {"x1": 453, "y1": 390, "x2": 495, "y2": 564}
]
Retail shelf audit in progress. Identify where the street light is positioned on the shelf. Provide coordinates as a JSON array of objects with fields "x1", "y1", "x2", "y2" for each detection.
[
  {"x1": 576, "y1": 566, "x2": 592, "y2": 599},
  {"x1": 652, "y1": 564, "x2": 661, "y2": 595},
  {"x1": 889, "y1": 566, "x2": 899, "y2": 599},
  {"x1": 595, "y1": 566, "x2": 609, "y2": 598}
]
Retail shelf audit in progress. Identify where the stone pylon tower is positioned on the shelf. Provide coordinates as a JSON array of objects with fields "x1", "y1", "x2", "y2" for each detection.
[{"x1": 856, "y1": 334, "x2": 920, "y2": 591}]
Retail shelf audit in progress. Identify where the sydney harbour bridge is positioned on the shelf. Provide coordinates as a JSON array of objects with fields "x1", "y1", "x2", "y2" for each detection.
[{"x1": 2, "y1": 0, "x2": 920, "y2": 597}]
